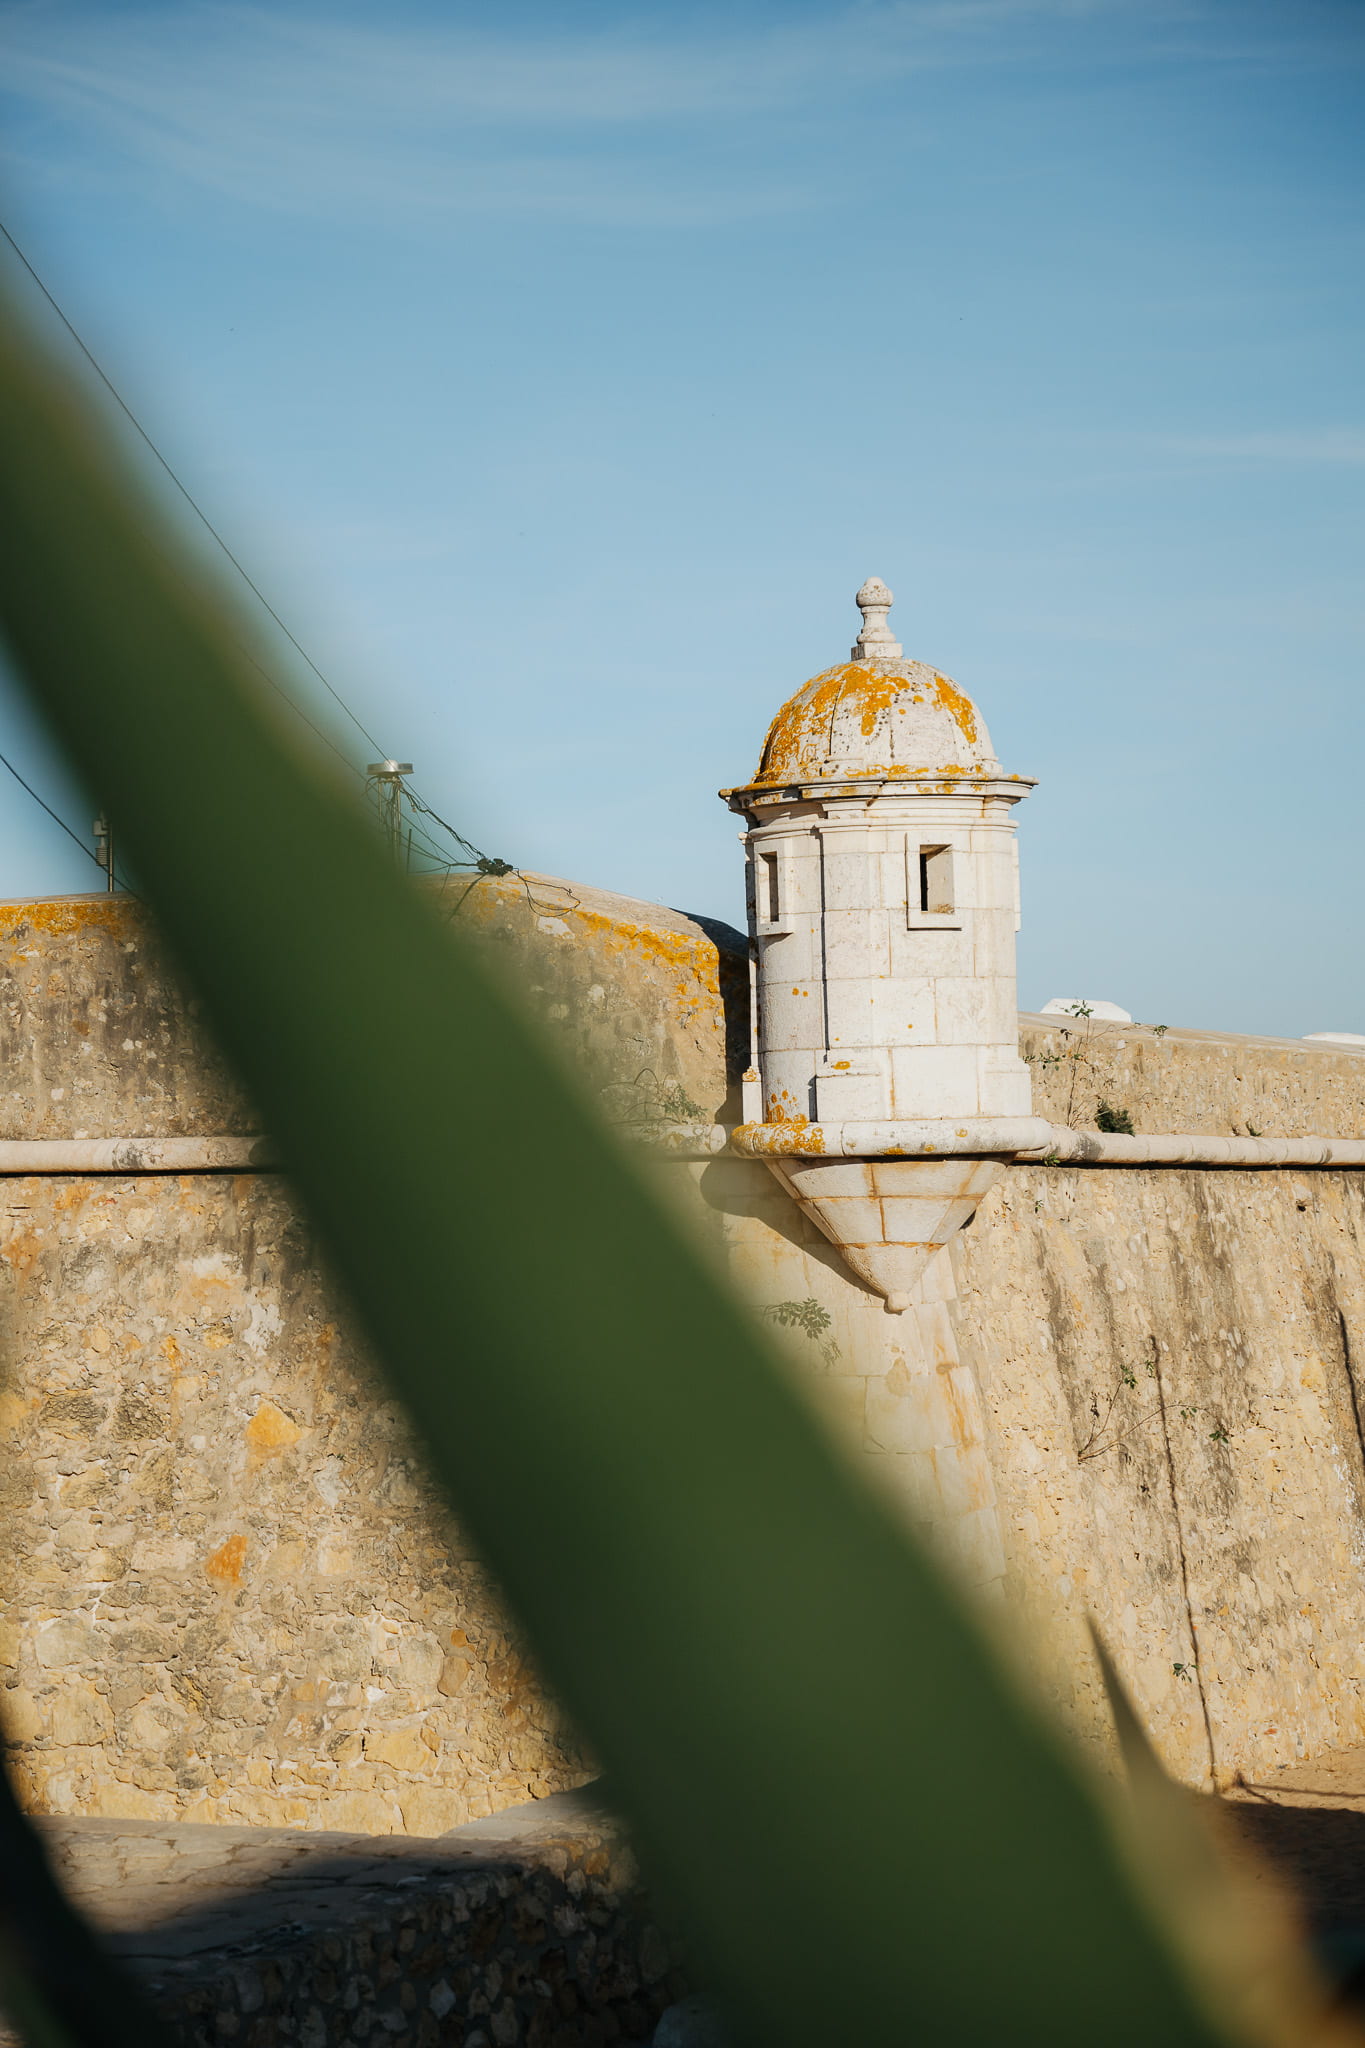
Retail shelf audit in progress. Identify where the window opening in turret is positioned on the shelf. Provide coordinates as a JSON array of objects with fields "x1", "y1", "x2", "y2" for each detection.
[
  {"x1": 760, "y1": 851, "x2": 780, "y2": 923},
  {"x1": 919, "y1": 844, "x2": 954, "y2": 916}
]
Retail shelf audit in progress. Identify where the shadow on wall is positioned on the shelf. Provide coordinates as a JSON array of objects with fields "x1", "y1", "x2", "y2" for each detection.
[{"x1": 14, "y1": 1791, "x2": 685, "y2": 2047}]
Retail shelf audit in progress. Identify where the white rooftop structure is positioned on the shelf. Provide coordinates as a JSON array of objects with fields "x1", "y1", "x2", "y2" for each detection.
[{"x1": 1041, "y1": 998, "x2": 1133, "y2": 1024}]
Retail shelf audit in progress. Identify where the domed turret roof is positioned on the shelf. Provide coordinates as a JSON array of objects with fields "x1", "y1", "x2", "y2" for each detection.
[{"x1": 744, "y1": 579, "x2": 999, "y2": 789}]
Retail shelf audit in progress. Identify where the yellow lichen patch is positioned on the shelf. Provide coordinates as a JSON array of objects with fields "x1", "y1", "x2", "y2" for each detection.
[
  {"x1": 745, "y1": 660, "x2": 984, "y2": 788},
  {"x1": 454, "y1": 874, "x2": 723, "y2": 1002},
  {"x1": 245, "y1": 1400, "x2": 302, "y2": 1454},
  {"x1": 205, "y1": 1532, "x2": 247, "y2": 1586},
  {"x1": 449, "y1": 873, "x2": 729, "y2": 1072},
  {"x1": 0, "y1": 1220, "x2": 44, "y2": 1278},
  {"x1": 930, "y1": 672, "x2": 979, "y2": 746},
  {"x1": 569, "y1": 905, "x2": 722, "y2": 997},
  {"x1": 753, "y1": 664, "x2": 905, "y2": 785},
  {"x1": 0, "y1": 898, "x2": 136, "y2": 942},
  {"x1": 733, "y1": 1120, "x2": 827, "y2": 1157}
]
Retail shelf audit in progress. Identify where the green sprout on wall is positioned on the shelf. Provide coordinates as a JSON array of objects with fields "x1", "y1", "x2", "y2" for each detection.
[
  {"x1": 1076, "y1": 1359, "x2": 1157, "y2": 1463},
  {"x1": 1025, "y1": 1005, "x2": 1134, "y2": 1132}
]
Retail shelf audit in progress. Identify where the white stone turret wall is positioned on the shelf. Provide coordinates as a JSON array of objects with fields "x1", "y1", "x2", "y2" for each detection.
[{"x1": 745, "y1": 792, "x2": 1030, "y2": 1126}]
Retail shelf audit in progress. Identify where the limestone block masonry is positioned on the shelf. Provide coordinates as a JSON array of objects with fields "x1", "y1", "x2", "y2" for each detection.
[
  {"x1": 721, "y1": 580, "x2": 1035, "y2": 1309},
  {"x1": 721, "y1": 578, "x2": 1033, "y2": 1132}
]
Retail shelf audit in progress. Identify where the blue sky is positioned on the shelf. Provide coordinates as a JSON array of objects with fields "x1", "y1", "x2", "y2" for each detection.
[{"x1": 0, "y1": 0, "x2": 1361, "y2": 1033}]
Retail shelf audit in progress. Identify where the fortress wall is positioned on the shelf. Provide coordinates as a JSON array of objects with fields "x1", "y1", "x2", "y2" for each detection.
[
  {"x1": 667, "y1": 997, "x2": 1365, "y2": 1787},
  {"x1": 0, "y1": 875, "x2": 741, "y2": 1834},
  {"x1": 0, "y1": 872, "x2": 749, "y2": 1835},
  {"x1": 3, "y1": 882, "x2": 1365, "y2": 1821},
  {"x1": 951, "y1": 1164, "x2": 1365, "y2": 1785},
  {"x1": 1020, "y1": 1011, "x2": 1365, "y2": 1140},
  {"x1": 679, "y1": 1152, "x2": 1010, "y2": 1596},
  {"x1": 689, "y1": 1148, "x2": 1365, "y2": 1788},
  {"x1": 0, "y1": 1171, "x2": 584, "y2": 1833},
  {"x1": 0, "y1": 875, "x2": 741, "y2": 1146},
  {"x1": 0, "y1": 898, "x2": 251, "y2": 1139}
]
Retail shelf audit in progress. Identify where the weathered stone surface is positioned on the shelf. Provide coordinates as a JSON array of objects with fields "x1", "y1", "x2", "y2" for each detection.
[
  {"x1": 443, "y1": 870, "x2": 746, "y2": 1131},
  {"x1": 0, "y1": 1173, "x2": 584, "y2": 1830},
  {"x1": 694, "y1": 1140, "x2": 1365, "y2": 1785},
  {"x1": 3, "y1": 874, "x2": 1365, "y2": 1825},
  {"x1": 950, "y1": 1163, "x2": 1365, "y2": 1787},
  {"x1": 0, "y1": 877, "x2": 747, "y2": 1145},
  {"x1": 0, "y1": 876, "x2": 747, "y2": 1833},
  {"x1": 1021, "y1": 1012, "x2": 1365, "y2": 1140},
  {"x1": 0, "y1": 897, "x2": 253, "y2": 1140}
]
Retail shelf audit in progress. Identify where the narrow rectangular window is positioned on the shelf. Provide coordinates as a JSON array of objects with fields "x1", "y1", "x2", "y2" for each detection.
[
  {"x1": 760, "y1": 851, "x2": 780, "y2": 923},
  {"x1": 919, "y1": 844, "x2": 953, "y2": 916}
]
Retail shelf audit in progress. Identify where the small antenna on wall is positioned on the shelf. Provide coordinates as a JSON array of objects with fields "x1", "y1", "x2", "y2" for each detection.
[
  {"x1": 366, "y1": 761, "x2": 415, "y2": 866},
  {"x1": 93, "y1": 814, "x2": 116, "y2": 892}
]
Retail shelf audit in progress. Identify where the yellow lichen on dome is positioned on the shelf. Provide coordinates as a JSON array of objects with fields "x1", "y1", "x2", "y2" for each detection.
[
  {"x1": 749, "y1": 658, "x2": 994, "y2": 788},
  {"x1": 929, "y1": 670, "x2": 979, "y2": 748}
]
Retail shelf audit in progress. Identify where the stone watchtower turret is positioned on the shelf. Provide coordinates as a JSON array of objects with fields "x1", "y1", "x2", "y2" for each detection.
[{"x1": 721, "y1": 580, "x2": 1039, "y2": 1310}]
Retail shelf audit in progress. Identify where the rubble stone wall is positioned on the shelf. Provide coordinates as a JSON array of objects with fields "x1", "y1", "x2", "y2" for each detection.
[
  {"x1": 0, "y1": 1798, "x2": 684, "y2": 2048},
  {"x1": 0, "y1": 1170, "x2": 584, "y2": 1833}
]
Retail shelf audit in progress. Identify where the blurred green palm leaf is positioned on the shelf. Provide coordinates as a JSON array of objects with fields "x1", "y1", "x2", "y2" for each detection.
[{"x1": 0, "y1": 285, "x2": 1248, "y2": 2047}]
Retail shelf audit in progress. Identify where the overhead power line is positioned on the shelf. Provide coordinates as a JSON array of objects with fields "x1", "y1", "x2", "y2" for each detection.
[
  {"x1": 0, "y1": 217, "x2": 512, "y2": 882},
  {"x1": 0, "y1": 748, "x2": 111, "y2": 876},
  {"x1": 0, "y1": 217, "x2": 386, "y2": 761}
]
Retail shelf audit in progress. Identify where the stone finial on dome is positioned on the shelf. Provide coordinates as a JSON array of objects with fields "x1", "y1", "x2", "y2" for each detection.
[{"x1": 851, "y1": 577, "x2": 903, "y2": 662}]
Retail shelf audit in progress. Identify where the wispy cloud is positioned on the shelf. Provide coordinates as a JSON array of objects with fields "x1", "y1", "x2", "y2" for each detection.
[
  {"x1": 0, "y1": 0, "x2": 1164, "y2": 226},
  {"x1": 1161, "y1": 429, "x2": 1365, "y2": 466}
]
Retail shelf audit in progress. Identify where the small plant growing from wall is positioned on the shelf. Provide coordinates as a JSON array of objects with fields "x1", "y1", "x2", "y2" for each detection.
[
  {"x1": 1024, "y1": 1002, "x2": 1133, "y2": 1132},
  {"x1": 1095, "y1": 1100, "x2": 1135, "y2": 1134},
  {"x1": 1075, "y1": 1357, "x2": 1159, "y2": 1462},
  {"x1": 1075, "y1": 1376, "x2": 1128, "y2": 1462}
]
